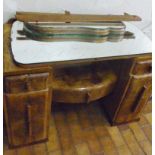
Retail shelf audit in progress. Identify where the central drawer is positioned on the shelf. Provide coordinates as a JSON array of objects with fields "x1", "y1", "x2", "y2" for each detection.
[{"x1": 52, "y1": 65, "x2": 117, "y2": 103}]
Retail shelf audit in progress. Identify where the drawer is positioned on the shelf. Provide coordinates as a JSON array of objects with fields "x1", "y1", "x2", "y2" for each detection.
[
  {"x1": 132, "y1": 59, "x2": 152, "y2": 75},
  {"x1": 5, "y1": 72, "x2": 49, "y2": 93},
  {"x1": 5, "y1": 75, "x2": 28, "y2": 93}
]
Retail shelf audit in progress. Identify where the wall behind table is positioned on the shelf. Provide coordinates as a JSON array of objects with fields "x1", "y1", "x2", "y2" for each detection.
[{"x1": 3, "y1": 0, "x2": 152, "y2": 39}]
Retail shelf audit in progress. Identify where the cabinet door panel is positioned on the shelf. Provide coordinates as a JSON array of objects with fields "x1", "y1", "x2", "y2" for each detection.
[
  {"x1": 5, "y1": 93, "x2": 29, "y2": 146},
  {"x1": 115, "y1": 74, "x2": 151, "y2": 123},
  {"x1": 131, "y1": 84, "x2": 151, "y2": 113},
  {"x1": 27, "y1": 90, "x2": 49, "y2": 142},
  {"x1": 4, "y1": 89, "x2": 50, "y2": 147}
]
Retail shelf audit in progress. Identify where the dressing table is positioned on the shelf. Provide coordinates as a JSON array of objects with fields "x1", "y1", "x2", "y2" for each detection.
[{"x1": 4, "y1": 12, "x2": 152, "y2": 148}]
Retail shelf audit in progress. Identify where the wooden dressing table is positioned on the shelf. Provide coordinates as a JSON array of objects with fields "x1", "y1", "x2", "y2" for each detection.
[{"x1": 4, "y1": 12, "x2": 152, "y2": 148}]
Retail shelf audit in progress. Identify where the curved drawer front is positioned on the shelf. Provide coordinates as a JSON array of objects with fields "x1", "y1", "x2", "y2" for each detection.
[{"x1": 52, "y1": 70, "x2": 117, "y2": 103}]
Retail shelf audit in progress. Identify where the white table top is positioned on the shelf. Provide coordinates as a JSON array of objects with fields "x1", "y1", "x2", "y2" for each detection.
[{"x1": 11, "y1": 21, "x2": 152, "y2": 65}]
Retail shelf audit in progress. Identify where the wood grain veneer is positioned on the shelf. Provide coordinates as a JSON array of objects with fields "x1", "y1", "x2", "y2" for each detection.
[
  {"x1": 16, "y1": 12, "x2": 141, "y2": 22},
  {"x1": 3, "y1": 14, "x2": 151, "y2": 148}
]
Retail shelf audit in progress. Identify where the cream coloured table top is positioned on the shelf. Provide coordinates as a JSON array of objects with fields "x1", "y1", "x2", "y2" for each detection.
[{"x1": 11, "y1": 21, "x2": 151, "y2": 65}]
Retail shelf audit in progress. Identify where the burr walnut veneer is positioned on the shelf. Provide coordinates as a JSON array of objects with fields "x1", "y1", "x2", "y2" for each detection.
[{"x1": 4, "y1": 16, "x2": 152, "y2": 147}]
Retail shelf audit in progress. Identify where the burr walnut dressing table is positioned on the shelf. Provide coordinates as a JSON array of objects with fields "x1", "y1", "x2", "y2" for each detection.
[{"x1": 4, "y1": 12, "x2": 152, "y2": 147}]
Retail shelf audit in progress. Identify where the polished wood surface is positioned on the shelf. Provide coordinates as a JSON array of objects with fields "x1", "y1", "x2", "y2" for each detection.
[
  {"x1": 5, "y1": 73, "x2": 49, "y2": 93},
  {"x1": 16, "y1": 12, "x2": 141, "y2": 22},
  {"x1": 4, "y1": 71, "x2": 52, "y2": 147},
  {"x1": 4, "y1": 101, "x2": 152, "y2": 155},
  {"x1": 52, "y1": 64, "x2": 117, "y2": 103},
  {"x1": 4, "y1": 90, "x2": 50, "y2": 146},
  {"x1": 4, "y1": 17, "x2": 152, "y2": 148},
  {"x1": 133, "y1": 58, "x2": 152, "y2": 75},
  {"x1": 103, "y1": 56, "x2": 152, "y2": 125}
]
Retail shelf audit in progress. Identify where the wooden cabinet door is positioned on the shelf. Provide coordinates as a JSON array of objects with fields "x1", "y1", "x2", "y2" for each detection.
[
  {"x1": 26, "y1": 90, "x2": 50, "y2": 142},
  {"x1": 4, "y1": 89, "x2": 51, "y2": 147},
  {"x1": 115, "y1": 74, "x2": 151, "y2": 124}
]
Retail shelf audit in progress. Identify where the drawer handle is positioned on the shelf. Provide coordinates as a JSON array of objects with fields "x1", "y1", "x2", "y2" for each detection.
[
  {"x1": 27, "y1": 104, "x2": 32, "y2": 142},
  {"x1": 131, "y1": 85, "x2": 147, "y2": 113}
]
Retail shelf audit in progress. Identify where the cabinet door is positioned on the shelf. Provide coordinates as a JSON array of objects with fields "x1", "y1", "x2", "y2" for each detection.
[
  {"x1": 27, "y1": 90, "x2": 50, "y2": 142},
  {"x1": 4, "y1": 89, "x2": 51, "y2": 147},
  {"x1": 115, "y1": 74, "x2": 151, "y2": 123}
]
